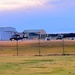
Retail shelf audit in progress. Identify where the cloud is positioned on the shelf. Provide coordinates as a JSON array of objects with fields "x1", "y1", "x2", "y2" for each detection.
[
  {"x1": 0, "y1": 0, "x2": 75, "y2": 11},
  {"x1": 0, "y1": 0, "x2": 46, "y2": 10}
]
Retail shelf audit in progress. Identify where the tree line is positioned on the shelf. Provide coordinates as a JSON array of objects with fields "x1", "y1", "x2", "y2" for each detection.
[{"x1": 47, "y1": 33, "x2": 75, "y2": 38}]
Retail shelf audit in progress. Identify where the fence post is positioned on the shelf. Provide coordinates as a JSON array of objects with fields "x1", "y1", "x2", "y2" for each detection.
[
  {"x1": 62, "y1": 39, "x2": 65, "y2": 55},
  {"x1": 16, "y1": 40, "x2": 18, "y2": 56},
  {"x1": 38, "y1": 32, "x2": 41, "y2": 56}
]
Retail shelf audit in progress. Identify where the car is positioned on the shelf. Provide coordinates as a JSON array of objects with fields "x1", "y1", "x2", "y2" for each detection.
[
  {"x1": 69, "y1": 37, "x2": 74, "y2": 40},
  {"x1": 45, "y1": 36, "x2": 51, "y2": 41}
]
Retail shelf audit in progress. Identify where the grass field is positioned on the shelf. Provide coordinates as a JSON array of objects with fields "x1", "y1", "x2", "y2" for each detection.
[
  {"x1": 0, "y1": 56, "x2": 75, "y2": 75},
  {"x1": 0, "y1": 40, "x2": 75, "y2": 56},
  {"x1": 0, "y1": 40, "x2": 75, "y2": 75}
]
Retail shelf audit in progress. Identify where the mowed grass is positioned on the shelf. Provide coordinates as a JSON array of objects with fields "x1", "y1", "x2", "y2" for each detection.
[
  {"x1": 0, "y1": 40, "x2": 75, "y2": 55},
  {"x1": 0, "y1": 56, "x2": 75, "y2": 75}
]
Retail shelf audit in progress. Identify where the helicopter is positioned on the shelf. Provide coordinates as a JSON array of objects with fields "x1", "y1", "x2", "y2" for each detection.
[{"x1": 10, "y1": 32, "x2": 28, "y2": 41}]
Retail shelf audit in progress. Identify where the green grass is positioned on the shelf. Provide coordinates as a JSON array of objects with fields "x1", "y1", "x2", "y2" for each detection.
[
  {"x1": 0, "y1": 56, "x2": 75, "y2": 75},
  {"x1": 0, "y1": 41, "x2": 75, "y2": 75}
]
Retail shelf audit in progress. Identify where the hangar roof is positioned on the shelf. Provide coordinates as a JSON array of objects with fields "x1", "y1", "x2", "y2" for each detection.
[
  {"x1": 23, "y1": 29, "x2": 46, "y2": 34},
  {"x1": 0, "y1": 27, "x2": 16, "y2": 32}
]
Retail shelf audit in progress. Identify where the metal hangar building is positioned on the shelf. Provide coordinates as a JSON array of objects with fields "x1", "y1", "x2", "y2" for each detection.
[
  {"x1": 23, "y1": 29, "x2": 46, "y2": 40},
  {"x1": 0, "y1": 27, "x2": 16, "y2": 41}
]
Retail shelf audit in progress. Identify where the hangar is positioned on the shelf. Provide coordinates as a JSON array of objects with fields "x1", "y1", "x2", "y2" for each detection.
[
  {"x1": 23, "y1": 29, "x2": 46, "y2": 40},
  {"x1": 0, "y1": 27, "x2": 16, "y2": 40}
]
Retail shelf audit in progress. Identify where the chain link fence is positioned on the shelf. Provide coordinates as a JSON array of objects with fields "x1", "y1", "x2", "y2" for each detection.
[{"x1": 0, "y1": 40, "x2": 75, "y2": 56}]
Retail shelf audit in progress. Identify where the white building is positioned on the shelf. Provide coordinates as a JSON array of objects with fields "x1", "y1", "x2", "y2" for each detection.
[{"x1": 0, "y1": 27, "x2": 16, "y2": 40}]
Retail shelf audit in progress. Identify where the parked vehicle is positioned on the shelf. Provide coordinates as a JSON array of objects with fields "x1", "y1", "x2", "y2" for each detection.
[
  {"x1": 45, "y1": 36, "x2": 51, "y2": 41},
  {"x1": 56, "y1": 34, "x2": 63, "y2": 40}
]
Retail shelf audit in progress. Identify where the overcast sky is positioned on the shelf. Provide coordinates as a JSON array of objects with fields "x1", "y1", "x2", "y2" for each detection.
[{"x1": 0, "y1": 0, "x2": 75, "y2": 33}]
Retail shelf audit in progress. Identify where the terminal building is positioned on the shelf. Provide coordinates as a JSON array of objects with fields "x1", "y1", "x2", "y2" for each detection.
[{"x1": 0, "y1": 27, "x2": 16, "y2": 40}]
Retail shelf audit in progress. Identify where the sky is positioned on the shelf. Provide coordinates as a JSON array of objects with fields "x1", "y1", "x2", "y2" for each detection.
[{"x1": 0, "y1": 0, "x2": 75, "y2": 33}]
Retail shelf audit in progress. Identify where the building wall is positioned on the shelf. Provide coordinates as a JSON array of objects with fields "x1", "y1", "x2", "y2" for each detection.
[{"x1": 0, "y1": 27, "x2": 16, "y2": 41}]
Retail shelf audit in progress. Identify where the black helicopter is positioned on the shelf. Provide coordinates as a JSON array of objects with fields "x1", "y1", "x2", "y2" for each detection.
[{"x1": 10, "y1": 32, "x2": 28, "y2": 41}]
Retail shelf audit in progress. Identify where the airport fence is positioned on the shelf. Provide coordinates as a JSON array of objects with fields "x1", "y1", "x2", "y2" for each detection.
[{"x1": 0, "y1": 40, "x2": 75, "y2": 56}]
